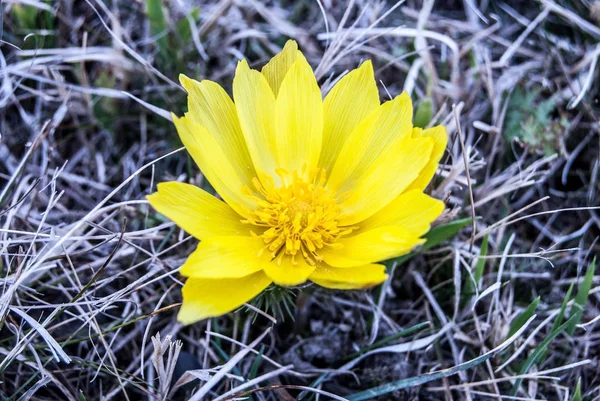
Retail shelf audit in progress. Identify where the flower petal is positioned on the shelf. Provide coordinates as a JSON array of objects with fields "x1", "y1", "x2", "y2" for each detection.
[
  {"x1": 181, "y1": 233, "x2": 316, "y2": 286},
  {"x1": 275, "y1": 58, "x2": 323, "y2": 175},
  {"x1": 406, "y1": 125, "x2": 448, "y2": 191},
  {"x1": 320, "y1": 226, "x2": 425, "y2": 268},
  {"x1": 334, "y1": 135, "x2": 433, "y2": 226},
  {"x1": 327, "y1": 93, "x2": 434, "y2": 225},
  {"x1": 233, "y1": 60, "x2": 278, "y2": 180},
  {"x1": 261, "y1": 40, "x2": 305, "y2": 96},
  {"x1": 355, "y1": 189, "x2": 445, "y2": 236},
  {"x1": 172, "y1": 115, "x2": 256, "y2": 217},
  {"x1": 327, "y1": 92, "x2": 413, "y2": 195},
  {"x1": 262, "y1": 257, "x2": 315, "y2": 286},
  {"x1": 180, "y1": 236, "x2": 265, "y2": 278},
  {"x1": 178, "y1": 271, "x2": 272, "y2": 324},
  {"x1": 319, "y1": 60, "x2": 380, "y2": 173},
  {"x1": 147, "y1": 182, "x2": 248, "y2": 239},
  {"x1": 179, "y1": 75, "x2": 257, "y2": 188},
  {"x1": 310, "y1": 263, "x2": 387, "y2": 289}
]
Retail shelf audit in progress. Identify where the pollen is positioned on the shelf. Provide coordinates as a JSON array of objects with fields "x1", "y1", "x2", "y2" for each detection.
[{"x1": 243, "y1": 168, "x2": 351, "y2": 266}]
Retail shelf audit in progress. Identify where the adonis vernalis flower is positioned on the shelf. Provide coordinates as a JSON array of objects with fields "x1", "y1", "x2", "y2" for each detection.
[{"x1": 148, "y1": 40, "x2": 447, "y2": 324}]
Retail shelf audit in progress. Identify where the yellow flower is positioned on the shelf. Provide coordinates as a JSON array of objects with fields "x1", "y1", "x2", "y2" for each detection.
[{"x1": 148, "y1": 40, "x2": 447, "y2": 325}]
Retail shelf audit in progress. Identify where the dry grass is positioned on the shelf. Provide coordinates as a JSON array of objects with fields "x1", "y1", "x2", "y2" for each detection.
[{"x1": 1, "y1": 0, "x2": 599, "y2": 400}]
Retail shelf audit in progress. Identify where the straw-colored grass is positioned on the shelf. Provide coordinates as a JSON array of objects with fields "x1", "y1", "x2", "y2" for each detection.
[{"x1": 1, "y1": 0, "x2": 598, "y2": 399}]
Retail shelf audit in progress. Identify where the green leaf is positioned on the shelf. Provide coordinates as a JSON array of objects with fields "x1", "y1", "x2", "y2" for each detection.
[
  {"x1": 391, "y1": 218, "x2": 473, "y2": 266},
  {"x1": 507, "y1": 296, "x2": 540, "y2": 338},
  {"x1": 474, "y1": 234, "x2": 488, "y2": 284},
  {"x1": 78, "y1": 390, "x2": 87, "y2": 401},
  {"x1": 566, "y1": 258, "x2": 595, "y2": 335},
  {"x1": 147, "y1": 0, "x2": 170, "y2": 59},
  {"x1": 248, "y1": 345, "x2": 264, "y2": 380},
  {"x1": 422, "y1": 218, "x2": 473, "y2": 250},
  {"x1": 464, "y1": 234, "x2": 488, "y2": 296},
  {"x1": 571, "y1": 378, "x2": 582, "y2": 401},
  {"x1": 176, "y1": 8, "x2": 200, "y2": 45},
  {"x1": 414, "y1": 98, "x2": 433, "y2": 129},
  {"x1": 12, "y1": 4, "x2": 38, "y2": 30},
  {"x1": 504, "y1": 86, "x2": 565, "y2": 156}
]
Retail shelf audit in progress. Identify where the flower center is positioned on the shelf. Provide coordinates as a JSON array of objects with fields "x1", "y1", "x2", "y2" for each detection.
[{"x1": 243, "y1": 168, "x2": 350, "y2": 265}]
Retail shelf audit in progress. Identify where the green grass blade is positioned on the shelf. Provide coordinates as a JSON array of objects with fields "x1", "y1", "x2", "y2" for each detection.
[
  {"x1": 146, "y1": 0, "x2": 170, "y2": 59},
  {"x1": 344, "y1": 321, "x2": 430, "y2": 361},
  {"x1": 464, "y1": 234, "x2": 489, "y2": 296},
  {"x1": 566, "y1": 257, "x2": 595, "y2": 335},
  {"x1": 348, "y1": 315, "x2": 536, "y2": 401},
  {"x1": 12, "y1": 4, "x2": 38, "y2": 30},
  {"x1": 474, "y1": 234, "x2": 488, "y2": 284},
  {"x1": 248, "y1": 345, "x2": 265, "y2": 380},
  {"x1": 176, "y1": 8, "x2": 199, "y2": 45},
  {"x1": 210, "y1": 339, "x2": 244, "y2": 378},
  {"x1": 510, "y1": 313, "x2": 579, "y2": 396},
  {"x1": 507, "y1": 296, "x2": 540, "y2": 338},
  {"x1": 537, "y1": 282, "x2": 574, "y2": 363},
  {"x1": 552, "y1": 282, "x2": 574, "y2": 333},
  {"x1": 570, "y1": 378, "x2": 582, "y2": 401},
  {"x1": 414, "y1": 98, "x2": 433, "y2": 128}
]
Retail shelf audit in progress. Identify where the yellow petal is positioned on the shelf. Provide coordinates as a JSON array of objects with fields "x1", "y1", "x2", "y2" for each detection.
[
  {"x1": 178, "y1": 271, "x2": 272, "y2": 324},
  {"x1": 327, "y1": 92, "x2": 427, "y2": 225},
  {"x1": 310, "y1": 263, "x2": 387, "y2": 289},
  {"x1": 355, "y1": 189, "x2": 445, "y2": 236},
  {"x1": 261, "y1": 40, "x2": 305, "y2": 96},
  {"x1": 319, "y1": 60, "x2": 380, "y2": 173},
  {"x1": 320, "y1": 226, "x2": 425, "y2": 268},
  {"x1": 233, "y1": 60, "x2": 278, "y2": 181},
  {"x1": 180, "y1": 236, "x2": 264, "y2": 278},
  {"x1": 262, "y1": 256, "x2": 315, "y2": 286},
  {"x1": 327, "y1": 93, "x2": 413, "y2": 195},
  {"x1": 147, "y1": 182, "x2": 248, "y2": 239},
  {"x1": 181, "y1": 232, "x2": 316, "y2": 286},
  {"x1": 179, "y1": 75, "x2": 257, "y2": 188},
  {"x1": 172, "y1": 115, "x2": 256, "y2": 217},
  {"x1": 274, "y1": 58, "x2": 323, "y2": 175},
  {"x1": 335, "y1": 135, "x2": 433, "y2": 226},
  {"x1": 406, "y1": 125, "x2": 448, "y2": 191}
]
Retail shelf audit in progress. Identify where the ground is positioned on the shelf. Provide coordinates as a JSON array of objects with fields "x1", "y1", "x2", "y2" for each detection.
[{"x1": 1, "y1": 0, "x2": 599, "y2": 400}]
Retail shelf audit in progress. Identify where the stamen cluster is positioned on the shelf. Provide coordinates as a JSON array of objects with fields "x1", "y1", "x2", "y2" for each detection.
[{"x1": 244, "y1": 169, "x2": 351, "y2": 265}]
